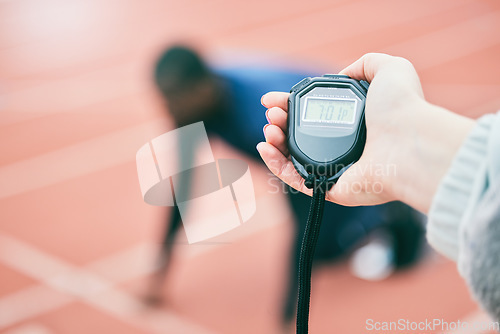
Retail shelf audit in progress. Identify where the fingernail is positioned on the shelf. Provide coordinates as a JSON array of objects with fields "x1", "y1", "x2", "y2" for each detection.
[
  {"x1": 261, "y1": 94, "x2": 267, "y2": 107},
  {"x1": 265, "y1": 109, "x2": 270, "y2": 123},
  {"x1": 263, "y1": 124, "x2": 269, "y2": 137},
  {"x1": 256, "y1": 142, "x2": 262, "y2": 152}
]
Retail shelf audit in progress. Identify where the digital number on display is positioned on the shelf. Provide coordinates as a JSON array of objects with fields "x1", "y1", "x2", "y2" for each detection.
[{"x1": 303, "y1": 98, "x2": 356, "y2": 124}]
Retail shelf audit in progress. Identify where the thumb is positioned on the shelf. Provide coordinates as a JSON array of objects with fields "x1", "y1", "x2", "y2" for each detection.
[{"x1": 339, "y1": 53, "x2": 403, "y2": 82}]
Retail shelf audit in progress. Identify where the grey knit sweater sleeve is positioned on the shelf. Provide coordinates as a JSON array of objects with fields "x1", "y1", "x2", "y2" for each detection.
[{"x1": 427, "y1": 111, "x2": 500, "y2": 320}]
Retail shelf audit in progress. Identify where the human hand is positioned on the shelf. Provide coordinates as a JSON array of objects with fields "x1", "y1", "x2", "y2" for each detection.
[{"x1": 257, "y1": 53, "x2": 474, "y2": 212}]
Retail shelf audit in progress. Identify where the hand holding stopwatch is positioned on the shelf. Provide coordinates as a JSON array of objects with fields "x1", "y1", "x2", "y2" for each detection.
[{"x1": 287, "y1": 75, "x2": 369, "y2": 334}]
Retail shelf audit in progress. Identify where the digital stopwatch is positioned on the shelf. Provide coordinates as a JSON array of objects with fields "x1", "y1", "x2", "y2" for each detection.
[
  {"x1": 287, "y1": 74, "x2": 369, "y2": 184},
  {"x1": 286, "y1": 74, "x2": 369, "y2": 334}
]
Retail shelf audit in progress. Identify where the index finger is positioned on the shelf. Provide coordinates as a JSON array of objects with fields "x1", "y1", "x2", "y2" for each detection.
[{"x1": 261, "y1": 92, "x2": 289, "y2": 111}]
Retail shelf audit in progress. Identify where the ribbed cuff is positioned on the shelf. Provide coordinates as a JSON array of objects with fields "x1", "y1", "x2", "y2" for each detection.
[{"x1": 427, "y1": 114, "x2": 495, "y2": 261}]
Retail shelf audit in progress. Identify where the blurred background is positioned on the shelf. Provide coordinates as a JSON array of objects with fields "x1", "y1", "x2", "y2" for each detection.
[{"x1": 1, "y1": 0, "x2": 500, "y2": 333}]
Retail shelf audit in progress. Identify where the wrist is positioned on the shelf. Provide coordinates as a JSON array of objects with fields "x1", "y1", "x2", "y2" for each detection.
[{"x1": 392, "y1": 99, "x2": 475, "y2": 212}]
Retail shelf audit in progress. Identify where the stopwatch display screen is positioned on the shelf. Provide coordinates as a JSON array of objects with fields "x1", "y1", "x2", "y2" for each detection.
[{"x1": 303, "y1": 98, "x2": 356, "y2": 124}]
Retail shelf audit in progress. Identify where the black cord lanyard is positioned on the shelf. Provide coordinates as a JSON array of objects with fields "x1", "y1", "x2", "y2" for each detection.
[{"x1": 296, "y1": 175, "x2": 330, "y2": 334}]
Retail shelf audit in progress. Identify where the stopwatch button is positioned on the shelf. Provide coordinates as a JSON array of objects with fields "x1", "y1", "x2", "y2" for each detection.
[
  {"x1": 290, "y1": 77, "x2": 312, "y2": 93},
  {"x1": 360, "y1": 80, "x2": 370, "y2": 90},
  {"x1": 323, "y1": 74, "x2": 349, "y2": 79}
]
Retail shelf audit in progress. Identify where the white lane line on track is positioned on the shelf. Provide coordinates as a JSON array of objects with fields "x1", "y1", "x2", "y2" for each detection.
[
  {"x1": 0, "y1": 285, "x2": 72, "y2": 329},
  {"x1": 0, "y1": 192, "x2": 288, "y2": 333},
  {"x1": 0, "y1": 119, "x2": 168, "y2": 200},
  {"x1": 0, "y1": 232, "x2": 216, "y2": 334},
  {"x1": 3, "y1": 323, "x2": 54, "y2": 334},
  {"x1": 383, "y1": 11, "x2": 500, "y2": 71}
]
